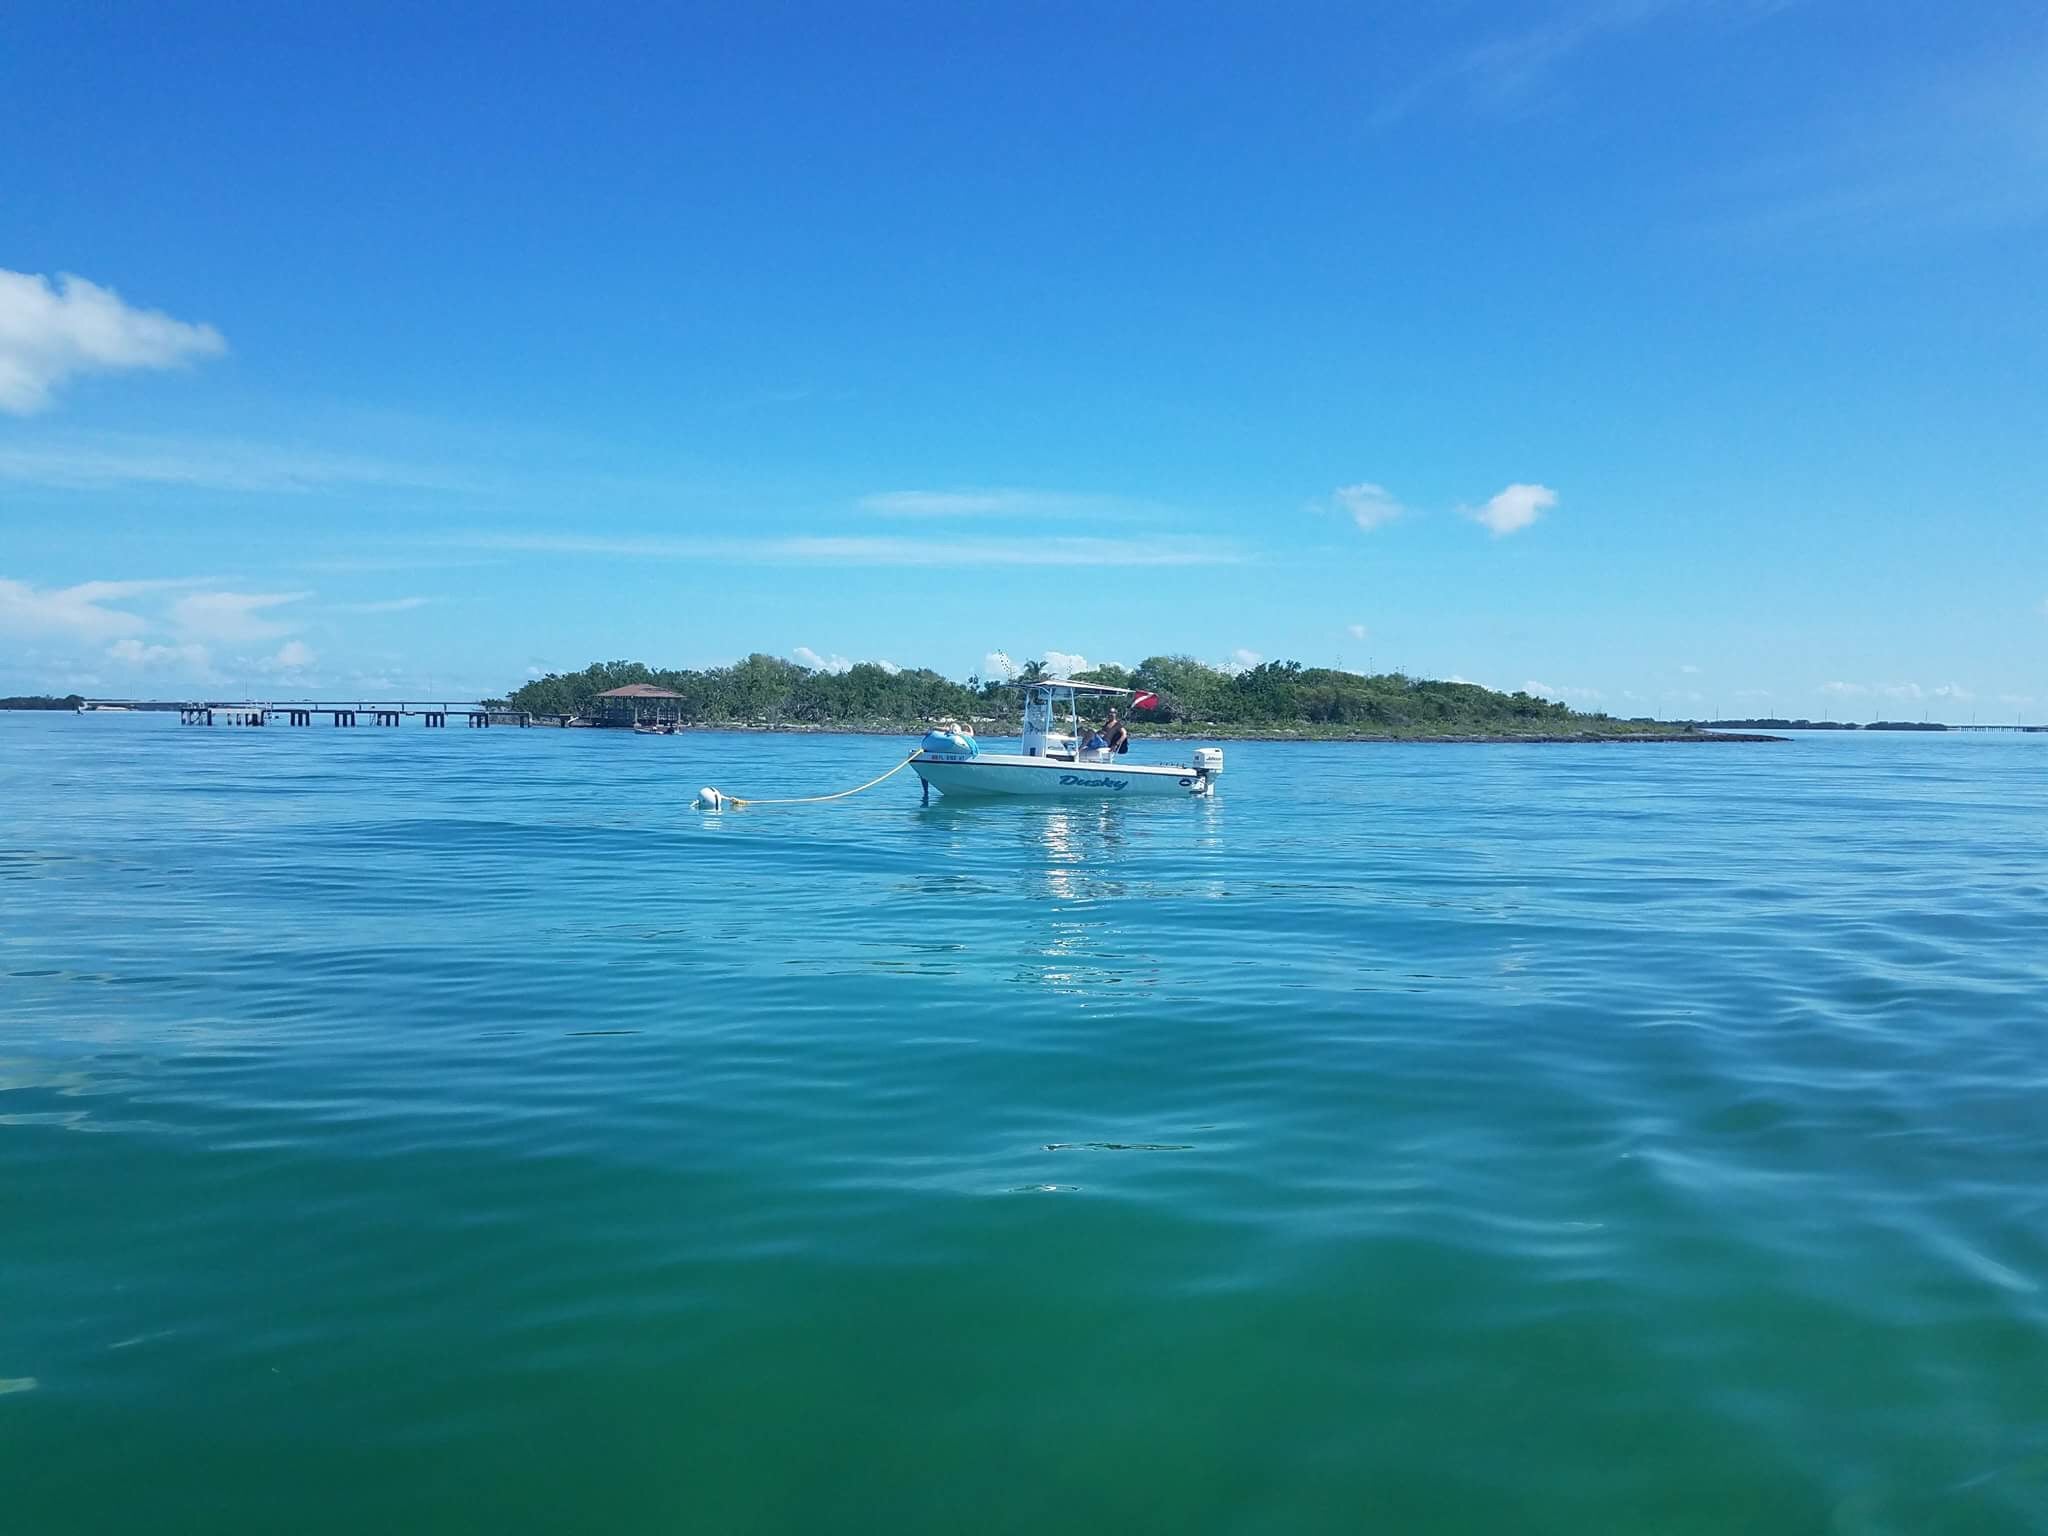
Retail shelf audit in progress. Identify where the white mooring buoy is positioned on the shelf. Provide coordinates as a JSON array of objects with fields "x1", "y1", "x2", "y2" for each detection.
[{"x1": 696, "y1": 787, "x2": 724, "y2": 810}]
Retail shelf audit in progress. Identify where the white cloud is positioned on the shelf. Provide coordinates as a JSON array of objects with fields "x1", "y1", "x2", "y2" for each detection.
[
  {"x1": 1998, "y1": 693, "x2": 2035, "y2": 708},
  {"x1": 1822, "y1": 680, "x2": 1868, "y2": 697},
  {"x1": 1471, "y1": 483, "x2": 1557, "y2": 536},
  {"x1": 261, "y1": 640, "x2": 317, "y2": 672},
  {"x1": 1325, "y1": 482, "x2": 1405, "y2": 532},
  {"x1": 0, "y1": 577, "x2": 167, "y2": 641},
  {"x1": 524, "y1": 665, "x2": 546, "y2": 680},
  {"x1": 792, "y1": 647, "x2": 902, "y2": 674},
  {"x1": 1043, "y1": 650, "x2": 1093, "y2": 677},
  {"x1": 169, "y1": 590, "x2": 309, "y2": 643},
  {"x1": 1524, "y1": 679, "x2": 1603, "y2": 703},
  {"x1": 1346, "y1": 623, "x2": 1369, "y2": 642},
  {"x1": 792, "y1": 646, "x2": 853, "y2": 674},
  {"x1": 1680, "y1": 663, "x2": 1701, "y2": 675},
  {"x1": 0, "y1": 271, "x2": 225, "y2": 414},
  {"x1": 106, "y1": 638, "x2": 213, "y2": 677}
]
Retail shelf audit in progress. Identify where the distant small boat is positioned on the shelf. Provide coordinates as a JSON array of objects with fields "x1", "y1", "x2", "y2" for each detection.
[
  {"x1": 633, "y1": 720, "x2": 680, "y2": 735},
  {"x1": 911, "y1": 680, "x2": 1222, "y2": 800}
]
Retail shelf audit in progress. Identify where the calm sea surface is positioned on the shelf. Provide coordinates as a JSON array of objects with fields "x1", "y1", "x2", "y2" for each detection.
[{"x1": 3, "y1": 713, "x2": 2045, "y2": 1533}]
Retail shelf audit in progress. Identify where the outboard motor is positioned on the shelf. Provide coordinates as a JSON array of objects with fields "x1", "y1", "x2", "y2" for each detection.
[{"x1": 1193, "y1": 746, "x2": 1224, "y2": 793}]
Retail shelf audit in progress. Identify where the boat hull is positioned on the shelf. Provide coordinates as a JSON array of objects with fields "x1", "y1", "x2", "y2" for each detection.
[{"x1": 912, "y1": 751, "x2": 1210, "y2": 799}]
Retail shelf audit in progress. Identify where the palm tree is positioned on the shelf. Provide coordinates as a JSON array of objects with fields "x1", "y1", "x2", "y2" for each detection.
[{"x1": 1019, "y1": 659, "x2": 1048, "y2": 684}]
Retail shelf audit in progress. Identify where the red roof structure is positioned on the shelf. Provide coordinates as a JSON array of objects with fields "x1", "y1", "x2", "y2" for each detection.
[{"x1": 594, "y1": 683, "x2": 686, "y2": 725}]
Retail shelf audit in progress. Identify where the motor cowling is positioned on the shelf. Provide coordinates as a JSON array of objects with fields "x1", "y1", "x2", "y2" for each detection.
[
  {"x1": 1193, "y1": 747, "x2": 1224, "y2": 777},
  {"x1": 919, "y1": 726, "x2": 977, "y2": 757}
]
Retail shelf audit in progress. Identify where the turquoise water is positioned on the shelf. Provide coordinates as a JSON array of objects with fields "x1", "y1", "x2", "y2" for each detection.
[{"x1": 4, "y1": 714, "x2": 2045, "y2": 1533}]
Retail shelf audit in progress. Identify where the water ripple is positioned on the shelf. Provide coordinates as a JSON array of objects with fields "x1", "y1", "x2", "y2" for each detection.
[{"x1": 3, "y1": 716, "x2": 2046, "y2": 1532}]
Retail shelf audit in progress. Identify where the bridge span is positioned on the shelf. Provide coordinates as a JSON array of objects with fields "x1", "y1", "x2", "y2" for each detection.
[{"x1": 84, "y1": 700, "x2": 578, "y2": 728}]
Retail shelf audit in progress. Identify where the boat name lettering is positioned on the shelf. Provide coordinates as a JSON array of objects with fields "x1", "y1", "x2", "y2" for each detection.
[{"x1": 1058, "y1": 774, "x2": 1130, "y2": 790}]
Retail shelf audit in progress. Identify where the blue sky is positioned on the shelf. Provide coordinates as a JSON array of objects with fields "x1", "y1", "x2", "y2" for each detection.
[{"x1": 2, "y1": 1, "x2": 2042, "y2": 718}]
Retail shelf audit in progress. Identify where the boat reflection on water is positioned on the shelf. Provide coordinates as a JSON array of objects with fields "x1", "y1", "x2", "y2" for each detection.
[{"x1": 908, "y1": 795, "x2": 1222, "y2": 997}]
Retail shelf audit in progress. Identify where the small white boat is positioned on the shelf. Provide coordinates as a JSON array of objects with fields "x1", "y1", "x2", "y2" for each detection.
[{"x1": 911, "y1": 680, "x2": 1223, "y2": 800}]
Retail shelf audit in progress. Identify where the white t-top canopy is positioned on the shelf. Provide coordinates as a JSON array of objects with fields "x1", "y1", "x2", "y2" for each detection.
[{"x1": 1027, "y1": 679, "x2": 1130, "y2": 695}]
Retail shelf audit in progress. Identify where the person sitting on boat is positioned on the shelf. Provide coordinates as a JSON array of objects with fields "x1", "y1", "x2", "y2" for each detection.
[{"x1": 1101, "y1": 709, "x2": 1129, "y2": 754}]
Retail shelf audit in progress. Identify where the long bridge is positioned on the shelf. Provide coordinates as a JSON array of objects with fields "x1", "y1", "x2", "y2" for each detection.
[{"x1": 85, "y1": 699, "x2": 579, "y2": 728}]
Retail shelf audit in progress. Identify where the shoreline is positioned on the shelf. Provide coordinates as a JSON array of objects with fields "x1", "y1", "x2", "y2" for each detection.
[
  {"x1": 11, "y1": 707, "x2": 1784, "y2": 744},
  {"x1": 621, "y1": 721, "x2": 1788, "y2": 744}
]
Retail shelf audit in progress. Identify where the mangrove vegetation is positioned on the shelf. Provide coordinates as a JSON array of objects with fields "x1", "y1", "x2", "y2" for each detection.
[{"x1": 500, "y1": 657, "x2": 1695, "y2": 739}]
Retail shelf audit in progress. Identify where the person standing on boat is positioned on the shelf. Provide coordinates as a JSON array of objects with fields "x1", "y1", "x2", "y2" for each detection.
[{"x1": 1101, "y1": 708, "x2": 1128, "y2": 754}]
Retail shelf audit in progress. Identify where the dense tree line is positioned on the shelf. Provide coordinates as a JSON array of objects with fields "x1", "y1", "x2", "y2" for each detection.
[
  {"x1": 0, "y1": 695, "x2": 85, "y2": 710},
  {"x1": 500, "y1": 656, "x2": 1624, "y2": 734}
]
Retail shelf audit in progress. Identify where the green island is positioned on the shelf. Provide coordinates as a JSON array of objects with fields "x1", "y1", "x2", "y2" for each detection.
[{"x1": 499, "y1": 657, "x2": 1771, "y2": 741}]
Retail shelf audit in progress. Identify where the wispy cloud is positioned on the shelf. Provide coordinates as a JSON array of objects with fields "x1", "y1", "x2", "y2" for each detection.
[
  {"x1": 293, "y1": 557, "x2": 500, "y2": 574},
  {"x1": 329, "y1": 596, "x2": 433, "y2": 614},
  {"x1": 1713, "y1": 40, "x2": 2048, "y2": 244},
  {"x1": 1347, "y1": 623, "x2": 1369, "y2": 641},
  {"x1": 0, "y1": 435, "x2": 471, "y2": 494},
  {"x1": 0, "y1": 270, "x2": 225, "y2": 414},
  {"x1": 1470, "y1": 483, "x2": 1558, "y2": 536},
  {"x1": 857, "y1": 488, "x2": 1150, "y2": 520},
  {"x1": 444, "y1": 532, "x2": 1243, "y2": 568},
  {"x1": 1374, "y1": 0, "x2": 1722, "y2": 125},
  {"x1": 170, "y1": 590, "x2": 310, "y2": 644},
  {"x1": 0, "y1": 576, "x2": 207, "y2": 641},
  {"x1": 1317, "y1": 482, "x2": 1406, "y2": 532}
]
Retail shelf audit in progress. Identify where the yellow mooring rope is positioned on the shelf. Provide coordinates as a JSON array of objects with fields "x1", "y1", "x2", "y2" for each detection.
[{"x1": 695, "y1": 750, "x2": 920, "y2": 810}]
